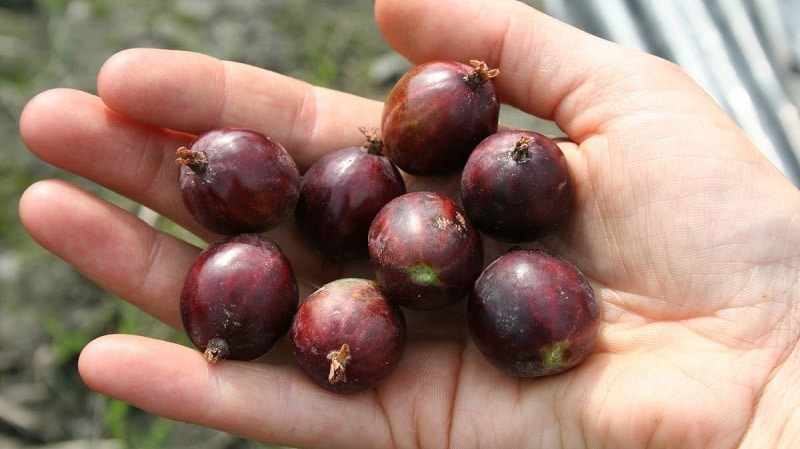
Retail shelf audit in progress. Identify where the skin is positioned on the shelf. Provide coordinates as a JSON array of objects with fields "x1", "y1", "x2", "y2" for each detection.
[{"x1": 16, "y1": 0, "x2": 800, "y2": 448}]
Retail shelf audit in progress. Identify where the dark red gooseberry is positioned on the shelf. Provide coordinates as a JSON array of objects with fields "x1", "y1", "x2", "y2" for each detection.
[
  {"x1": 295, "y1": 128, "x2": 406, "y2": 260},
  {"x1": 180, "y1": 233, "x2": 298, "y2": 363},
  {"x1": 290, "y1": 278, "x2": 407, "y2": 394},
  {"x1": 461, "y1": 130, "x2": 574, "y2": 242},
  {"x1": 467, "y1": 249, "x2": 600, "y2": 377},
  {"x1": 368, "y1": 191, "x2": 484, "y2": 310},
  {"x1": 176, "y1": 127, "x2": 300, "y2": 235},
  {"x1": 381, "y1": 60, "x2": 500, "y2": 175}
]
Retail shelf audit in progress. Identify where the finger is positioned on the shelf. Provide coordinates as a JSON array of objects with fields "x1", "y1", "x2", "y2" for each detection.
[
  {"x1": 79, "y1": 334, "x2": 393, "y2": 449},
  {"x1": 18, "y1": 88, "x2": 213, "y2": 237},
  {"x1": 97, "y1": 48, "x2": 384, "y2": 170},
  {"x1": 19, "y1": 180, "x2": 198, "y2": 328},
  {"x1": 18, "y1": 88, "x2": 376, "y2": 272},
  {"x1": 375, "y1": 0, "x2": 732, "y2": 142},
  {"x1": 18, "y1": 180, "x2": 361, "y2": 329}
]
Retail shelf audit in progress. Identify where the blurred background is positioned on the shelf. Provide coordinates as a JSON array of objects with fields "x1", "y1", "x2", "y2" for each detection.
[
  {"x1": 0, "y1": 1, "x2": 543, "y2": 448},
  {"x1": 1, "y1": 1, "x2": 798, "y2": 449}
]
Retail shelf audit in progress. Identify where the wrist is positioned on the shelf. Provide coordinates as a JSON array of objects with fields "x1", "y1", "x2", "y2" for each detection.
[{"x1": 738, "y1": 327, "x2": 800, "y2": 448}]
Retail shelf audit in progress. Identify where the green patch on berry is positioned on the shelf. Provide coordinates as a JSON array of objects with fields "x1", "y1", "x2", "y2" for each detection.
[
  {"x1": 408, "y1": 262, "x2": 442, "y2": 286},
  {"x1": 540, "y1": 339, "x2": 571, "y2": 373}
]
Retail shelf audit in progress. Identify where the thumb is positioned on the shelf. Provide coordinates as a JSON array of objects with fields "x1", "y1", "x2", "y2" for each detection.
[{"x1": 375, "y1": 0, "x2": 730, "y2": 143}]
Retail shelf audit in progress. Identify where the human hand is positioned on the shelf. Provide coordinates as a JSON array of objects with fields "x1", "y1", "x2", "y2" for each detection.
[{"x1": 18, "y1": 0, "x2": 800, "y2": 448}]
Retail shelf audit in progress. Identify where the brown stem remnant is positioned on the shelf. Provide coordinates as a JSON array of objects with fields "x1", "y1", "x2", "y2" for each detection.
[
  {"x1": 327, "y1": 343, "x2": 352, "y2": 384},
  {"x1": 511, "y1": 135, "x2": 535, "y2": 163},
  {"x1": 204, "y1": 338, "x2": 230, "y2": 364},
  {"x1": 359, "y1": 127, "x2": 384, "y2": 155},
  {"x1": 176, "y1": 147, "x2": 208, "y2": 174},
  {"x1": 463, "y1": 60, "x2": 500, "y2": 90}
]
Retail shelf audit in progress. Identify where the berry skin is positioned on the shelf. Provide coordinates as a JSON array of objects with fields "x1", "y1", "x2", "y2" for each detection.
[
  {"x1": 176, "y1": 127, "x2": 300, "y2": 235},
  {"x1": 467, "y1": 249, "x2": 600, "y2": 377},
  {"x1": 381, "y1": 60, "x2": 500, "y2": 175},
  {"x1": 290, "y1": 278, "x2": 407, "y2": 394},
  {"x1": 461, "y1": 130, "x2": 574, "y2": 242},
  {"x1": 368, "y1": 191, "x2": 484, "y2": 310},
  {"x1": 180, "y1": 233, "x2": 298, "y2": 363},
  {"x1": 295, "y1": 129, "x2": 406, "y2": 259}
]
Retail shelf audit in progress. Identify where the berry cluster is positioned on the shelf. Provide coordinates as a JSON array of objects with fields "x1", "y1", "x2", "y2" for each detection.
[{"x1": 177, "y1": 59, "x2": 600, "y2": 394}]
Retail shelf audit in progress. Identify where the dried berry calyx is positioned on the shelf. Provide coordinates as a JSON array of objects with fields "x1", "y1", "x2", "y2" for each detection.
[
  {"x1": 175, "y1": 146, "x2": 208, "y2": 173},
  {"x1": 510, "y1": 135, "x2": 535, "y2": 163},
  {"x1": 359, "y1": 127, "x2": 384, "y2": 155},
  {"x1": 203, "y1": 337, "x2": 230, "y2": 364},
  {"x1": 327, "y1": 343, "x2": 352, "y2": 383},
  {"x1": 464, "y1": 60, "x2": 500, "y2": 89}
]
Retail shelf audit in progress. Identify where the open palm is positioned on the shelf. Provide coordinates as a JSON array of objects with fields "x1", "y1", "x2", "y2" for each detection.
[{"x1": 18, "y1": 0, "x2": 800, "y2": 448}]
